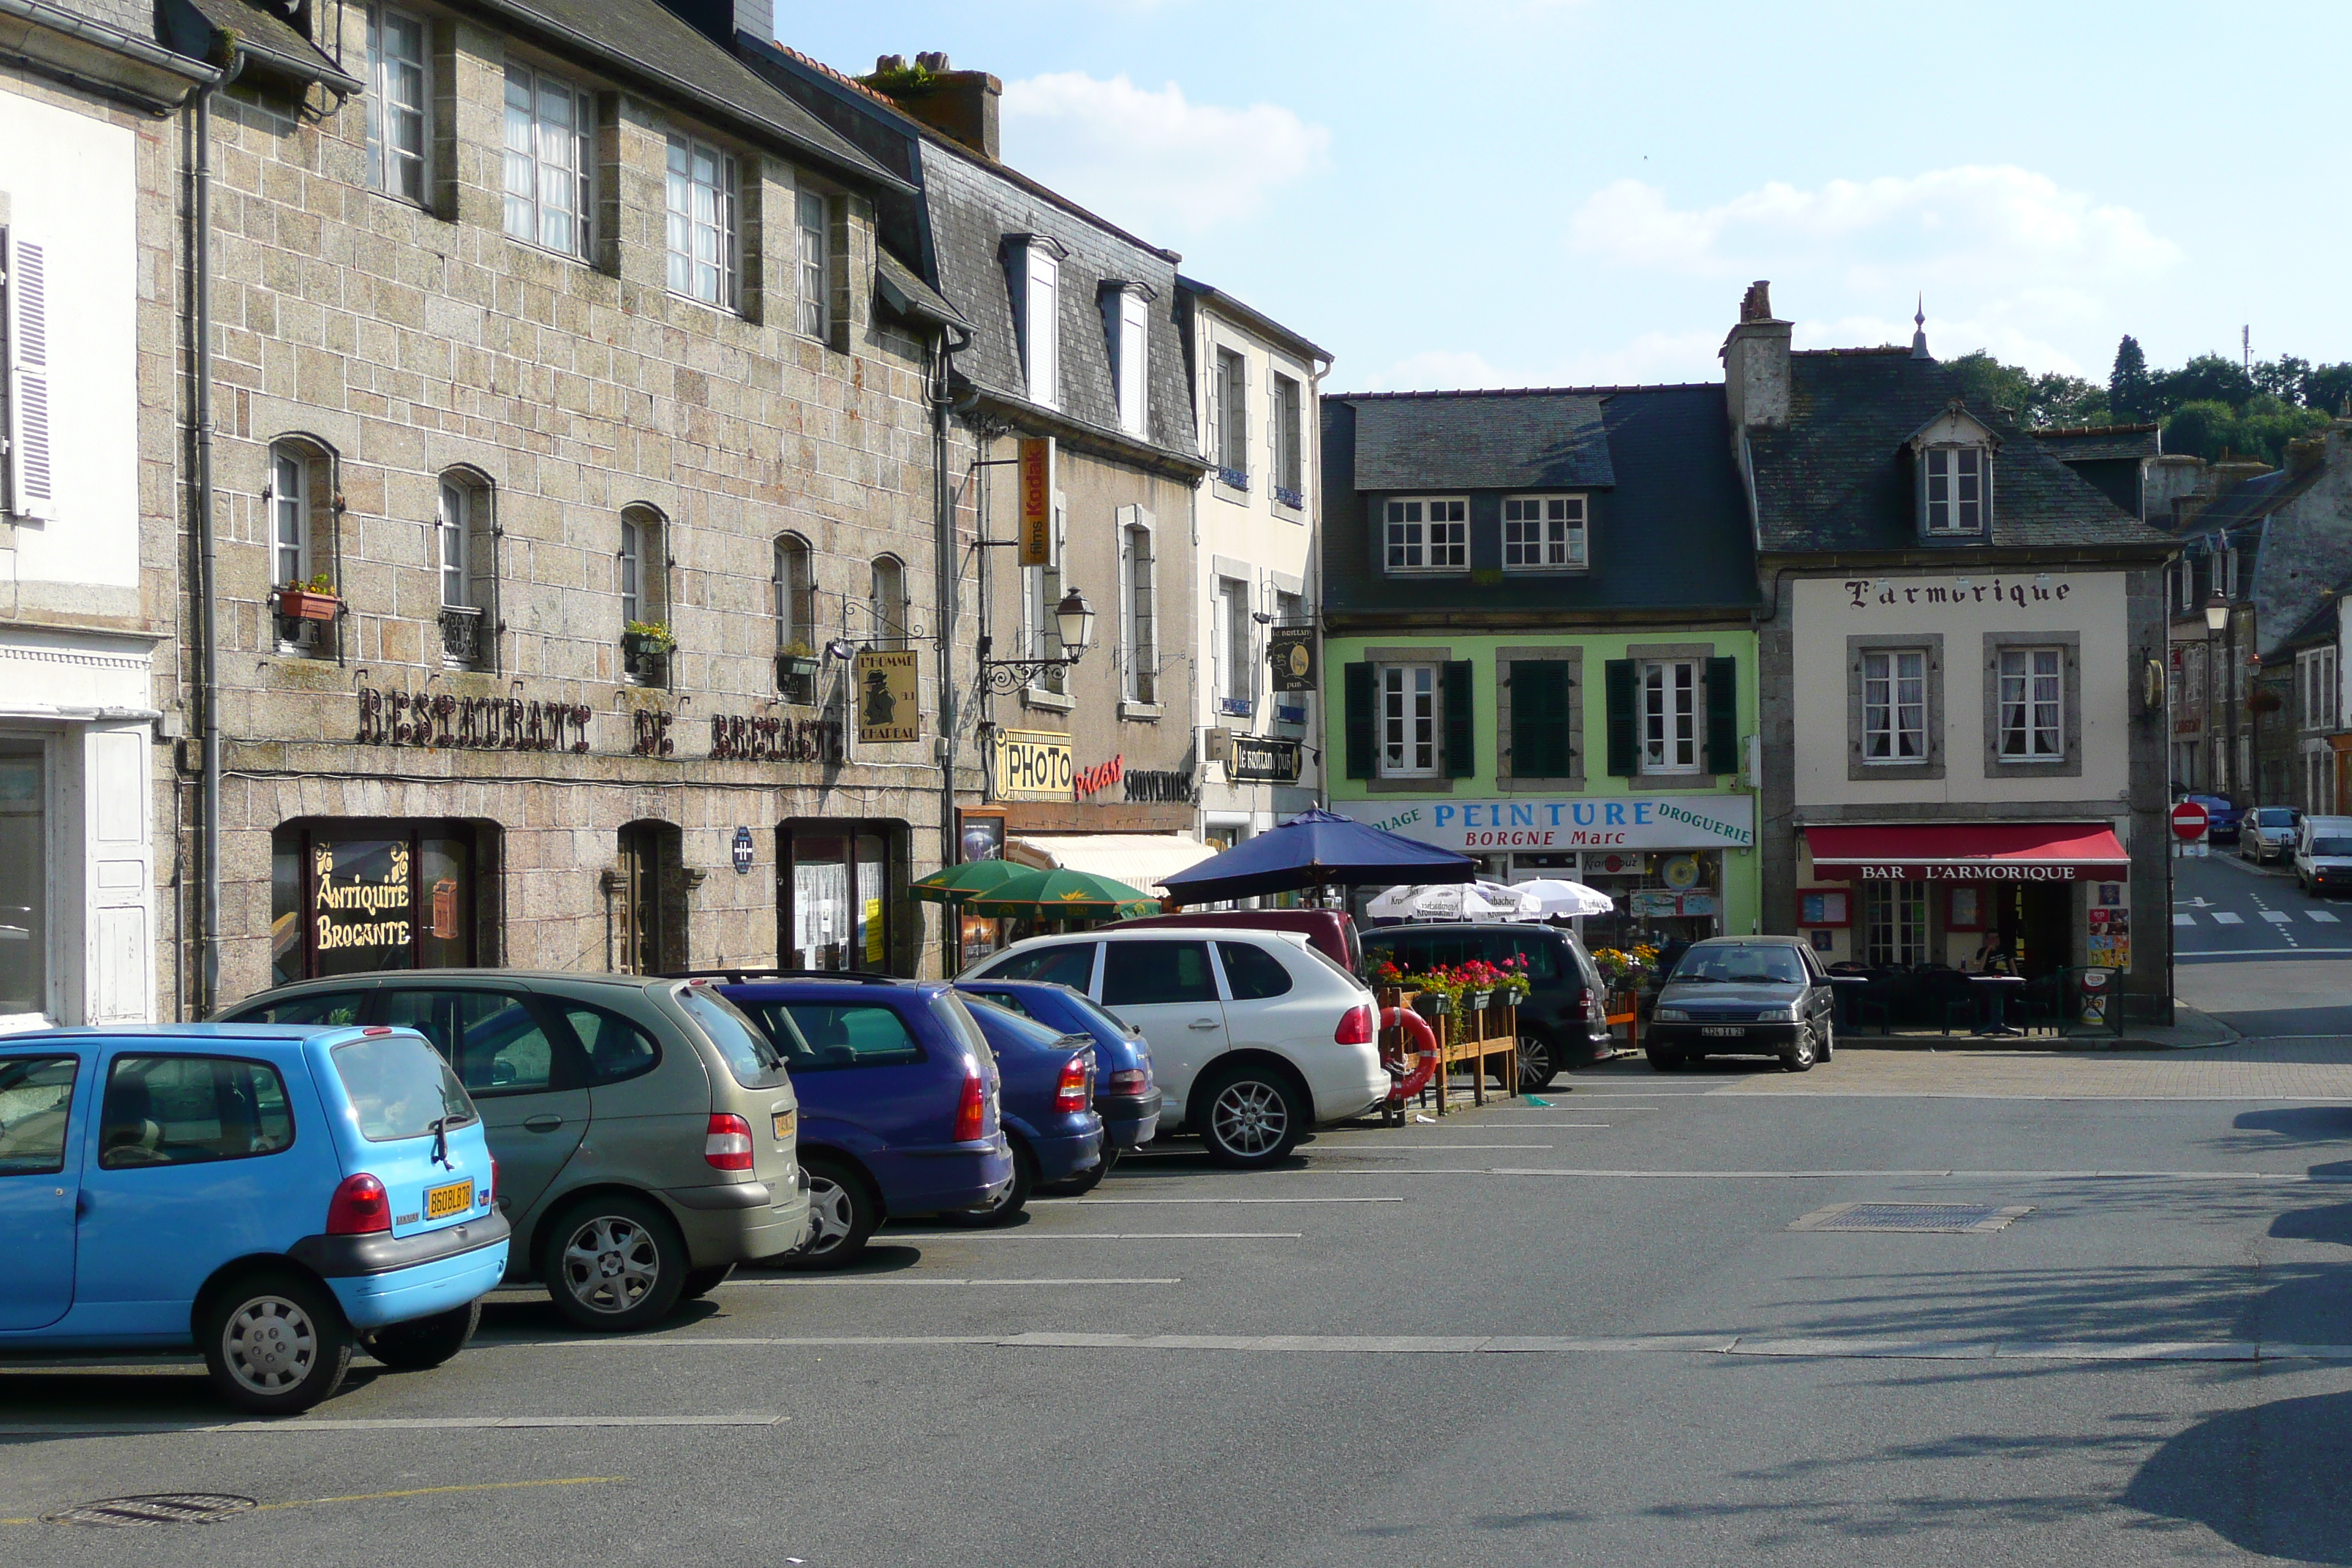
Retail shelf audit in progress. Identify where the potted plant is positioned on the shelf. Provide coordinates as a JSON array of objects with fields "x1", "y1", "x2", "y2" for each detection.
[
  {"x1": 1407, "y1": 965, "x2": 1460, "y2": 1025},
  {"x1": 277, "y1": 571, "x2": 340, "y2": 622},
  {"x1": 1368, "y1": 957, "x2": 1412, "y2": 1011},
  {"x1": 622, "y1": 620, "x2": 676, "y2": 659},
  {"x1": 776, "y1": 638, "x2": 821, "y2": 681}
]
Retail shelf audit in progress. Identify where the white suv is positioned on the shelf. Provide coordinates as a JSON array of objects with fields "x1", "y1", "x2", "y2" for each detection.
[{"x1": 962, "y1": 928, "x2": 1384, "y2": 1169}]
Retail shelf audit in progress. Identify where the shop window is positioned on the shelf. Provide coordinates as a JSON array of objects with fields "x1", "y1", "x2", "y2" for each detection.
[
  {"x1": 619, "y1": 508, "x2": 668, "y2": 687},
  {"x1": 781, "y1": 822, "x2": 900, "y2": 973},
  {"x1": 0, "y1": 742, "x2": 44, "y2": 1020},
  {"x1": 268, "y1": 437, "x2": 338, "y2": 657},
  {"x1": 1118, "y1": 510, "x2": 1157, "y2": 704},
  {"x1": 774, "y1": 534, "x2": 818, "y2": 703},
  {"x1": 437, "y1": 470, "x2": 494, "y2": 671},
  {"x1": 869, "y1": 555, "x2": 909, "y2": 649},
  {"x1": 614, "y1": 821, "x2": 684, "y2": 976},
  {"x1": 1861, "y1": 881, "x2": 1929, "y2": 968},
  {"x1": 270, "y1": 821, "x2": 488, "y2": 986}
]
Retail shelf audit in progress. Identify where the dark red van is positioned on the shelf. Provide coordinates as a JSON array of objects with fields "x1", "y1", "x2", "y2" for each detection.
[{"x1": 1118, "y1": 909, "x2": 1360, "y2": 973}]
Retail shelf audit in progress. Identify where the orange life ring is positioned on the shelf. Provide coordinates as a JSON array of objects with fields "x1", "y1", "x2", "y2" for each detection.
[{"x1": 1382, "y1": 1006, "x2": 1439, "y2": 1104}]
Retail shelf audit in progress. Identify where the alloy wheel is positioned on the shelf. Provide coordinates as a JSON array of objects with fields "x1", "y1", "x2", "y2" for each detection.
[
  {"x1": 559, "y1": 1214, "x2": 661, "y2": 1315},
  {"x1": 1210, "y1": 1079, "x2": 1289, "y2": 1158},
  {"x1": 221, "y1": 1296, "x2": 320, "y2": 1396},
  {"x1": 798, "y1": 1175, "x2": 856, "y2": 1257},
  {"x1": 1515, "y1": 1033, "x2": 1553, "y2": 1092}
]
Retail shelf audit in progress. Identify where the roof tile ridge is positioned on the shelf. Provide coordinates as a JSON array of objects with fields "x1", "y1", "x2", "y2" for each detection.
[
  {"x1": 1330, "y1": 382, "x2": 1720, "y2": 401},
  {"x1": 771, "y1": 42, "x2": 915, "y2": 118}
]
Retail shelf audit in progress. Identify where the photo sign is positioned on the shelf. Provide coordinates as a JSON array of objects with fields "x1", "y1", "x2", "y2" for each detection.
[
  {"x1": 995, "y1": 728, "x2": 1074, "y2": 799},
  {"x1": 1017, "y1": 437, "x2": 1056, "y2": 568},
  {"x1": 1333, "y1": 794, "x2": 1754, "y2": 852},
  {"x1": 853, "y1": 649, "x2": 921, "y2": 744}
]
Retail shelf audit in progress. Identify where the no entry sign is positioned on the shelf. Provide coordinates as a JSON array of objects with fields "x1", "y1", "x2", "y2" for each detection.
[{"x1": 2171, "y1": 800, "x2": 2209, "y2": 842}]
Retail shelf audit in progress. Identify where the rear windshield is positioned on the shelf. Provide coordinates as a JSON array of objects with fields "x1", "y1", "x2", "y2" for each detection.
[
  {"x1": 2313, "y1": 837, "x2": 2352, "y2": 857},
  {"x1": 961, "y1": 994, "x2": 1082, "y2": 1053},
  {"x1": 1059, "y1": 990, "x2": 1143, "y2": 1042},
  {"x1": 330, "y1": 1033, "x2": 477, "y2": 1142},
  {"x1": 676, "y1": 986, "x2": 790, "y2": 1090},
  {"x1": 2255, "y1": 808, "x2": 2296, "y2": 826},
  {"x1": 1671, "y1": 946, "x2": 1809, "y2": 986}
]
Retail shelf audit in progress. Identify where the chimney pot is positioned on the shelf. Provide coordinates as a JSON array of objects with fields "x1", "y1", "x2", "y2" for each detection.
[
  {"x1": 870, "y1": 59, "x2": 1003, "y2": 161},
  {"x1": 1739, "y1": 281, "x2": 1773, "y2": 323},
  {"x1": 916, "y1": 51, "x2": 951, "y2": 71},
  {"x1": 875, "y1": 53, "x2": 905, "y2": 73},
  {"x1": 1723, "y1": 281, "x2": 1791, "y2": 432}
]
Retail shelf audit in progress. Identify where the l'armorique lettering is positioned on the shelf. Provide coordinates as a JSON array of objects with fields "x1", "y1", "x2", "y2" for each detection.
[{"x1": 1845, "y1": 577, "x2": 2073, "y2": 610}]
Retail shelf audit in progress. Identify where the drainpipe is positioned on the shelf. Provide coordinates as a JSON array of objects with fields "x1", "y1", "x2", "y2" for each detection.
[
  {"x1": 930, "y1": 325, "x2": 958, "y2": 977},
  {"x1": 190, "y1": 64, "x2": 238, "y2": 1017}
]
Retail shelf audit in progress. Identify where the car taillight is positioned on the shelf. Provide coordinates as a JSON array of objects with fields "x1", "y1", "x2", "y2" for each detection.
[
  {"x1": 325, "y1": 1173, "x2": 391, "y2": 1235},
  {"x1": 1575, "y1": 990, "x2": 1596, "y2": 1022},
  {"x1": 1107, "y1": 1067, "x2": 1148, "y2": 1096},
  {"x1": 486, "y1": 1158, "x2": 498, "y2": 1206},
  {"x1": 704, "y1": 1112, "x2": 755, "y2": 1172},
  {"x1": 1054, "y1": 1055, "x2": 1091, "y2": 1115},
  {"x1": 954, "y1": 1071, "x2": 987, "y2": 1142},
  {"x1": 1335, "y1": 1004, "x2": 1373, "y2": 1045}
]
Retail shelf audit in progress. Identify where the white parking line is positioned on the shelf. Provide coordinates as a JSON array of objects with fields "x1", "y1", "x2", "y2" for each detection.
[
  {"x1": 1316, "y1": 1144, "x2": 1558, "y2": 1151},
  {"x1": 0, "y1": 1414, "x2": 782, "y2": 1436},
  {"x1": 734, "y1": 1277, "x2": 1180, "y2": 1286},
  {"x1": 875, "y1": 1232, "x2": 1300, "y2": 1242},
  {"x1": 1077, "y1": 1196, "x2": 1406, "y2": 1205},
  {"x1": 1278, "y1": 1165, "x2": 2345, "y2": 1181}
]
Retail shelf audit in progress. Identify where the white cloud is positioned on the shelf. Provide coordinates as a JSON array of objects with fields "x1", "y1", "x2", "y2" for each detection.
[{"x1": 999, "y1": 72, "x2": 1330, "y2": 237}]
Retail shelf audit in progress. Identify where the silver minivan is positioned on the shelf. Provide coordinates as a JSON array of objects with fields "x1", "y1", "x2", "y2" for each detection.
[{"x1": 2295, "y1": 815, "x2": 2352, "y2": 896}]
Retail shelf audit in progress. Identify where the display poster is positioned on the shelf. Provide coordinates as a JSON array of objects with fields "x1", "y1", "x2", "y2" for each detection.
[
  {"x1": 794, "y1": 860, "x2": 848, "y2": 957},
  {"x1": 1267, "y1": 628, "x2": 1316, "y2": 693},
  {"x1": 1017, "y1": 438, "x2": 1056, "y2": 568},
  {"x1": 853, "y1": 649, "x2": 922, "y2": 744}
]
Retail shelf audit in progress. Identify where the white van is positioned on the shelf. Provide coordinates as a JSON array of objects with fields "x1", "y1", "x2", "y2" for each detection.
[{"x1": 2293, "y1": 815, "x2": 2352, "y2": 896}]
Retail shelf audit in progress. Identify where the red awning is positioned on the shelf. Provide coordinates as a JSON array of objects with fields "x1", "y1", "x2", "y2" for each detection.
[{"x1": 1805, "y1": 823, "x2": 2130, "y2": 883}]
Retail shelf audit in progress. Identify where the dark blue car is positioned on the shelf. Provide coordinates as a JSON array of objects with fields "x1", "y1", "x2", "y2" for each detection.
[
  {"x1": 956, "y1": 995, "x2": 1104, "y2": 1218},
  {"x1": 954, "y1": 979, "x2": 1158, "y2": 1188},
  {"x1": 2182, "y1": 793, "x2": 2242, "y2": 844},
  {"x1": 719, "y1": 977, "x2": 1014, "y2": 1267}
]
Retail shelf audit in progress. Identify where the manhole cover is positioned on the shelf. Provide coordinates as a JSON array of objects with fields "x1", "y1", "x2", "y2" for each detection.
[
  {"x1": 1788, "y1": 1202, "x2": 2032, "y2": 1234},
  {"x1": 44, "y1": 1493, "x2": 257, "y2": 1528}
]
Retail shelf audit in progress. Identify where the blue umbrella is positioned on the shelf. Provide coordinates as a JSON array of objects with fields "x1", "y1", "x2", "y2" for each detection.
[{"x1": 1156, "y1": 808, "x2": 1477, "y2": 904}]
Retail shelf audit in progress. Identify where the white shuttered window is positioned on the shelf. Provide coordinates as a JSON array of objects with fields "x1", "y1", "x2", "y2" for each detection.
[{"x1": 1, "y1": 229, "x2": 53, "y2": 521}]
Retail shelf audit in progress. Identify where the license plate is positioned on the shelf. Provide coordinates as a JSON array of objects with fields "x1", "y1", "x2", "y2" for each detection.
[
  {"x1": 1700, "y1": 1026, "x2": 1746, "y2": 1038},
  {"x1": 424, "y1": 1178, "x2": 473, "y2": 1220},
  {"x1": 772, "y1": 1109, "x2": 796, "y2": 1141}
]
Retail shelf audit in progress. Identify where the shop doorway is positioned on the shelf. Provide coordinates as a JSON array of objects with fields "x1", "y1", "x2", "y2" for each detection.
[
  {"x1": 614, "y1": 821, "x2": 683, "y2": 975},
  {"x1": 271, "y1": 819, "x2": 494, "y2": 986},
  {"x1": 780, "y1": 820, "x2": 906, "y2": 973},
  {"x1": 1986, "y1": 882, "x2": 2072, "y2": 980}
]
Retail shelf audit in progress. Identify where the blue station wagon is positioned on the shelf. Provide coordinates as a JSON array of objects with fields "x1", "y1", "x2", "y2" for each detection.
[{"x1": 0, "y1": 1024, "x2": 508, "y2": 1414}]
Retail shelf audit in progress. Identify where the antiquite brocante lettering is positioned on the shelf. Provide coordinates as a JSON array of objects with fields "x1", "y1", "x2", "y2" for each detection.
[{"x1": 312, "y1": 842, "x2": 412, "y2": 951}]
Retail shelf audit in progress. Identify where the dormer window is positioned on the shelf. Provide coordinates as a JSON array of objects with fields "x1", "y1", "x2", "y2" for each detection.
[
  {"x1": 1907, "y1": 402, "x2": 1999, "y2": 538},
  {"x1": 1008, "y1": 237, "x2": 1066, "y2": 412}
]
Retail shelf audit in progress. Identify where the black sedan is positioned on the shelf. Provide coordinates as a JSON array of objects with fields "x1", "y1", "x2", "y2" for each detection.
[{"x1": 1645, "y1": 937, "x2": 1836, "y2": 1073}]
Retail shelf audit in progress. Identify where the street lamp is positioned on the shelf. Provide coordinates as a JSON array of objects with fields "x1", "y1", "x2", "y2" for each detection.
[
  {"x1": 2204, "y1": 590, "x2": 2229, "y2": 633},
  {"x1": 977, "y1": 587, "x2": 1096, "y2": 693},
  {"x1": 1054, "y1": 588, "x2": 1096, "y2": 660}
]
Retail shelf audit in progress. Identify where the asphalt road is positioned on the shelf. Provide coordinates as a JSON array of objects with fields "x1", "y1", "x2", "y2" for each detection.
[
  {"x1": 11, "y1": 1054, "x2": 2352, "y2": 1566},
  {"x1": 2174, "y1": 844, "x2": 2352, "y2": 1036}
]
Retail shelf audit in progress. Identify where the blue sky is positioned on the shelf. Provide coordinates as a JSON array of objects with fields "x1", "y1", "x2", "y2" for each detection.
[{"x1": 780, "y1": 1, "x2": 2352, "y2": 395}]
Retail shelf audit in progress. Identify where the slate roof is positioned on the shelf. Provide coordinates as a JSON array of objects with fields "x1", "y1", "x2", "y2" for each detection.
[
  {"x1": 1320, "y1": 385, "x2": 1758, "y2": 617},
  {"x1": 2248, "y1": 497, "x2": 2352, "y2": 660},
  {"x1": 2180, "y1": 464, "x2": 2325, "y2": 538},
  {"x1": 2266, "y1": 592, "x2": 2342, "y2": 660},
  {"x1": 1175, "y1": 276, "x2": 1332, "y2": 366},
  {"x1": 2034, "y1": 424, "x2": 2160, "y2": 464},
  {"x1": 1748, "y1": 351, "x2": 2171, "y2": 555},
  {"x1": 162, "y1": 0, "x2": 361, "y2": 90},
  {"x1": 1351, "y1": 393, "x2": 1614, "y2": 492},
  {"x1": 875, "y1": 247, "x2": 968, "y2": 332}
]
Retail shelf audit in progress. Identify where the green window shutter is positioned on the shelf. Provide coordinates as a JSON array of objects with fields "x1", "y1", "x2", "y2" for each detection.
[
  {"x1": 1441, "y1": 660, "x2": 1474, "y2": 778},
  {"x1": 1343, "y1": 663, "x2": 1376, "y2": 779},
  {"x1": 1704, "y1": 655, "x2": 1738, "y2": 774},
  {"x1": 1508, "y1": 661, "x2": 1571, "y2": 777},
  {"x1": 1603, "y1": 659, "x2": 1637, "y2": 777}
]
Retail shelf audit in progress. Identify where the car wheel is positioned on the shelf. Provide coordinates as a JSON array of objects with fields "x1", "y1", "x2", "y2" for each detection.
[
  {"x1": 368, "y1": 1300, "x2": 480, "y2": 1371},
  {"x1": 201, "y1": 1270, "x2": 353, "y2": 1415},
  {"x1": 1781, "y1": 1028, "x2": 1818, "y2": 1073},
  {"x1": 541, "y1": 1194, "x2": 687, "y2": 1332},
  {"x1": 945, "y1": 1137, "x2": 1036, "y2": 1225},
  {"x1": 1515, "y1": 1030, "x2": 1559, "y2": 1093},
  {"x1": 679, "y1": 1265, "x2": 734, "y2": 1301},
  {"x1": 1195, "y1": 1063, "x2": 1306, "y2": 1169},
  {"x1": 776, "y1": 1155, "x2": 879, "y2": 1270},
  {"x1": 1646, "y1": 1047, "x2": 1681, "y2": 1072}
]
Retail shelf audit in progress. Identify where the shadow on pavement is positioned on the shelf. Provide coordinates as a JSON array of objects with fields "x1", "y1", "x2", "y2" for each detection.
[{"x1": 2122, "y1": 1389, "x2": 2352, "y2": 1563}]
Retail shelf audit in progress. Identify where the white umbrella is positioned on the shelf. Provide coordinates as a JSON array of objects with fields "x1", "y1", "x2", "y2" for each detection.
[
  {"x1": 1509, "y1": 878, "x2": 1616, "y2": 918},
  {"x1": 1366, "y1": 881, "x2": 1539, "y2": 922}
]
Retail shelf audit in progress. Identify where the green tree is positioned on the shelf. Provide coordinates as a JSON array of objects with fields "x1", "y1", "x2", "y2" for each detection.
[
  {"x1": 2155, "y1": 353, "x2": 2256, "y2": 413},
  {"x1": 2160, "y1": 400, "x2": 2239, "y2": 461},
  {"x1": 2303, "y1": 362, "x2": 2352, "y2": 415},
  {"x1": 2160, "y1": 396, "x2": 2329, "y2": 464},
  {"x1": 1948, "y1": 352, "x2": 2108, "y2": 428},
  {"x1": 2255, "y1": 355, "x2": 2312, "y2": 404},
  {"x1": 2110, "y1": 335, "x2": 2152, "y2": 421}
]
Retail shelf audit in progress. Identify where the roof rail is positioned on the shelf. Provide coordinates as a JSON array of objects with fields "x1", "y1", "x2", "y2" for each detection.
[{"x1": 663, "y1": 968, "x2": 905, "y2": 987}]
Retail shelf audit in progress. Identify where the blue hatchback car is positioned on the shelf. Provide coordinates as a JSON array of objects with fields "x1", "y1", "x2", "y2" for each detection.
[
  {"x1": 0, "y1": 1024, "x2": 508, "y2": 1414},
  {"x1": 956, "y1": 995, "x2": 1104, "y2": 1215},
  {"x1": 720, "y1": 977, "x2": 1014, "y2": 1267},
  {"x1": 954, "y1": 979, "x2": 1158, "y2": 1185}
]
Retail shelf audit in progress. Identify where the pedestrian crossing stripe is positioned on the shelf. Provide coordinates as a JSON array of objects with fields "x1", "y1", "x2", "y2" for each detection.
[{"x1": 2211, "y1": 911, "x2": 2244, "y2": 924}]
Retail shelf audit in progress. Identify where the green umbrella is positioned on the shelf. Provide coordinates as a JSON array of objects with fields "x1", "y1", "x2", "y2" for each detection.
[
  {"x1": 910, "y1": 859, "x2": 1031, "y2": 904},
  {"x1": 960, "y1": 866, "x2": 1161, "y2": 921}
]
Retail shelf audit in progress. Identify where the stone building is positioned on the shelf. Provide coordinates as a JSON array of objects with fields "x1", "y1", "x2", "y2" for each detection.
[
  {"x1": 155, "y1": 0, "x2": 978, "y2": 1009},
  {"x1": 0, "y1": 2, "x2": 214, "y2": 1029}
]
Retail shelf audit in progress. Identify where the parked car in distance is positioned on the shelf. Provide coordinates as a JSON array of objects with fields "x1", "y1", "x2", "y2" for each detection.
[
  {"x1": 1645, "y1": 937, "x2": 1836, "y2": 1073},
  {"x1": 954, "y1": 995, "x2": 1102, "y2": 1217},
  {"x1": 2181, "y1": 792, "x2": 2242, "y2": 845},
  {"x1": 2295, "y1": 815, "x2": 2352, "y2": 895},
  {"x1": 961, "y1": 928, "x2": 1382, "y2": 1169},
  {"x1": 0, "y1": 1024, "x2": 508, "y2": 1414},
  {"x1": 2242, "y1": 806, "x2": 2301, "y2": 864},
  {"x1": 1357, "y1": 921, "x2": 1613, "y2": 1088},
  {"x1": 1120, "y1": 909, "x2": 1361, "y2": 973},
  {"x1": 953, "y1": 979, "x2": 1160, "y2": 1186},
  {"x1": 718, "y1": 977, "x2": 1014, "y2": 1265},
  {"x1": 218, "y1": 972, "x2": 807, "y2": 1332}
]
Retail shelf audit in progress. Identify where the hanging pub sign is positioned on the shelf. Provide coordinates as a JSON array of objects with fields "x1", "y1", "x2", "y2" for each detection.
[
  {"x1": 1228, "y1": 735, "x2": 1302, "y2": 784},
  {"x1": 1017, "y1": 437, "x2": 1057, "y2": 568},
  {"x1": 1267, "y1": 627, "x2": 1316, "y2": 693},
  {"x1": 853, "y1": 649, "x2": 922, "y2": 744},
  {"x1": 995, "y1": 728, "x2": 1073, "y2": 799}
]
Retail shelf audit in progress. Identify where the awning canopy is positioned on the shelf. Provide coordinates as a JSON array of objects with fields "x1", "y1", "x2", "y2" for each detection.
[
  {"x1": 1006, "y1": 834, "x2": 1215, "y2": 892},
  {"x1": 1805, "y1": 823, "x2": 2130, "y2": 883}
]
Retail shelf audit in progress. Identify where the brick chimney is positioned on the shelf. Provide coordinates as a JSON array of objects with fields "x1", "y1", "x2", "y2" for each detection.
[
  {"x1": 870, "y1": 52, "x2": 1000, "y2": 162},
  {"x1": 1722, "y1": 280, "x2": 1791, "y2": 431},
  {"x1": 655, "y1": 0, "x2": 774, "y2": 45}
]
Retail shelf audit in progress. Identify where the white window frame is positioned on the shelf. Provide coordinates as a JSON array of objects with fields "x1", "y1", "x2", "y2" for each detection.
[
  {"x1": 1384, "y1": 497, "x2": 1466, "y2": 574},
  {"x1": 1272, "y1": 372, "x2": 1304, "y2": 502},
  {"x1": 502, "y1": 63, "x2": 593, "y2": 260},
  {"x1": 1861, "y1": 647, "x2": 1927, "y2": 763},
  {"x1": 1997, "y1": 646, "x2": 2065, "y2": 761},
  {"x1": 1, "y1": 226, "x2": 54, "y2": 521},
  {"x1": 272, "y1": 447, "x2": 312, "y2": 589},
  {"x1": 437, "y1": 478, "x2": 472, "y2": 608},
  {"x1": 1214, "y1": 347, "x2": 1248, "y2": 478},
  {"x1": 869, "y1": 555, "x2": 907, "y2": 650},
  {"x1": 1114, "y1": 288, "x2": 1149, "y2": 438},
  {"x1": 2222, "y1": 546, "x2": 2240, "y2": 601},
  {"x1": 1501, "y1": 494, "x2": 1586, "y2": 572},
  {"x1": 1118, "y1": 510, "x2": 1156, "y2": 704},
  {"x1": 1377, "y1": 663, "x2": 1439, "y2": 779},
  {"x1": 773, "y1": 535, "x2": 813, "y2": 649},
  {"x1": 1923, "y1": 445, "x2": 1987, "y2": 534},
  {"x1": 1018, "y1": 242, "x2": 1060, "y2": 411},
  {"x1": 2301, "y1": 646, "x2": 2338, "y2": 733},
  {"x1": 366, "y1": 5, "x2": 430, "y2": 206},
  {"x1": 1217, "y1": 576, "x2": 1254, "y2": 715},
  {"x1": 1638, "y1": 659, "x2": 1701, "y2": 774},
  {"x1": 795, "y1": 186, "x2": 829, "y2": 341},
  {"x1": 1861, "y1": 881, "x2": 1929, "y2": 968},
  {"x1": 619, "y1": 513, "x2": 652, "y2": 627},
  {"x1": 665, "y1": 135, "x2": 737, "y2": 310}
]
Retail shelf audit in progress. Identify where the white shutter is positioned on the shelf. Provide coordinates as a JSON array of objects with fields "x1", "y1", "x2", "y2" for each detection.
[
  {"x1": 4, "y1": 230, "x2": 56, "y2": 521},
  {"x1": 84, "y1": 724, "x2": 154, "y2": 1023}
]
